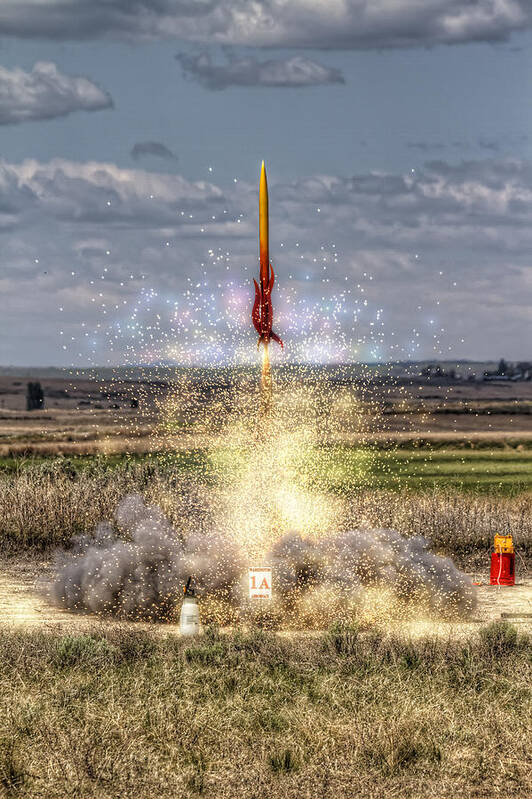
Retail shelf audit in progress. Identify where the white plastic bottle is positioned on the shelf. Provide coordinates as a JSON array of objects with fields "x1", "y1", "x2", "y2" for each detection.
[{"x1": 179, "y1": 578, "x2": 200, "y2": 636}]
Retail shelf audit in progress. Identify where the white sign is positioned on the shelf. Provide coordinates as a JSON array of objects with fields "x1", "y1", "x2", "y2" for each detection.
[{"x1": 248, "y1": 567, "x2": 272, "y2": 600}]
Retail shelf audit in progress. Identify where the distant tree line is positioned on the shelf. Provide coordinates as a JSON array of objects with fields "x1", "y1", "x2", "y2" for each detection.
[
  {"x1": 484, "y1": 360, "x2": 532, "y2": 382},
  {"x1": 420, "y1": 360, "x2": 532, "y2": 383}
]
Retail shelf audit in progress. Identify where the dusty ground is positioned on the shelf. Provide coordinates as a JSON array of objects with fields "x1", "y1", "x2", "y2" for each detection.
[{"x1": 1, "y1": 558, "x2": 530, "y2": 636}]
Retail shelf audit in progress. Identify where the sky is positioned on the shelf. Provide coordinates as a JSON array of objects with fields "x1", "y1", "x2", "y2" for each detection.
[{"x1": 0, "y1": 0, "x2": 531, "y2": 366}]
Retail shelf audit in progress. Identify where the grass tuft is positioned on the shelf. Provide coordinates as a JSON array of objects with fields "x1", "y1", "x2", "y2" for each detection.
[
  {"x1": 268, "y1": 748, "x2": 299, "y2": 774},
  {"x1": 54, "y1": 634, "x2": 116, "y2": 668},
  {"x1": 0, "y1": 739, "x2": 26, "y2": 794}
]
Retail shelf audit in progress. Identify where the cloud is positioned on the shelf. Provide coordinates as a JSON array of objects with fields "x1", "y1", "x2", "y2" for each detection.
[
  {"x1": 176, "y1": 52, "x2": 345, "y2": 89},
  {"x1": 0, "y1": 0, "x2": 529, "y2": 48},
  {"x1": 478, "y1": 136, "x2": 501, "y2": 152},
  {"x1": 0, "y1": 61, "x2": 112, "y2": 125},
  {"x1": 131, "y1": 141, "x2": 178, "y2": 162},
  {"x1": 0, "y1": 158, "x2": 225, "y2": 227},
  {"x1": 1, "y1": 157, "x2": 531, "y2": 364},
  {"x1": 409, "y1": 138, "x2": 525, "y2": 154},
  {"x1": 407, "y1": 141, "x2": 447, "y2": 152}
]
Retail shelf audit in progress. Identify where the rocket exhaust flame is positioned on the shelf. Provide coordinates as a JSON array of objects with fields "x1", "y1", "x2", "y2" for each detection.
[{"x1": 260, "y1": 342, "x2": 272, "y2": 416}]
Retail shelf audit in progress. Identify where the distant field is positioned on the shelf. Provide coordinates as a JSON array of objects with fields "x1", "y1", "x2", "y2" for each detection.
[{"x1": 324, "y1": 447, "x2": 532, "y2": 494}]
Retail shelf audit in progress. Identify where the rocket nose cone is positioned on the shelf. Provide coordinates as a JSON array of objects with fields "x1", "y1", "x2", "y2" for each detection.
[{"x1": 260, "y1": 163, "x2": 268, "y2": 202}]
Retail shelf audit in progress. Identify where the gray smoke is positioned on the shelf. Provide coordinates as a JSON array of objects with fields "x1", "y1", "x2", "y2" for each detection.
[
  {"x1": 267, "y1": 532, "x2": 324, "y2": 593},
  {"x1": 268, "y1": 528, "x2": 476, "y2": 617},
  {"x1": 52, "y1": 494, "x2": 243, "y2": 621},
  {"x1": 53, "y1": 495, "x2": 475, "y2": 622}
]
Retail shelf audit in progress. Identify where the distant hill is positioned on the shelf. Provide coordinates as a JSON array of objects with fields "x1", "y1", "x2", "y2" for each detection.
[{"x1": 0, "y1": 360, "x2": 501, "y2": 381}]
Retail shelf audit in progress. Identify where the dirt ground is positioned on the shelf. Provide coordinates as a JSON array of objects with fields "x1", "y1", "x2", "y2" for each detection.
[{"x1": 1, "y1": 558, "x2": 530, "y2": 637}]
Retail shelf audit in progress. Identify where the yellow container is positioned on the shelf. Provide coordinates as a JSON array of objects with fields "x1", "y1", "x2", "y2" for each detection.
[{"x1": 493, "y1": 534, "x2": 514, "y2": 554}]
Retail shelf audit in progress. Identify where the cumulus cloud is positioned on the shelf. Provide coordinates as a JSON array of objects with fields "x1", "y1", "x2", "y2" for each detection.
[
  {"x1": 0, "y1": 158, "x2": 224, "y2": 227},
  {"x1": 131, "y1": 141, "x2": 178, "y2": 162},
  {"x1": 1, "y1": 156, "x2": 531, "y2": 364},
  {"x1": 176, "y1": 52, "x2": 345, "y2": 89},
  {"x1": 0, "y1": 61, "x2": 112, "y2": 124},
  {"x1": 0, "y1": 0, "x2": 529, "y2": 48}
]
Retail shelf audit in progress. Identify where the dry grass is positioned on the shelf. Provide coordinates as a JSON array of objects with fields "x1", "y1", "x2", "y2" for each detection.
[
  {"x1": 2, "y1": 430, "x2": 532, "y2": 458},
  {"x1": 0, "y1": 623, "x2": 529, "y2": 798},
  {"x1": 341, "y1": 489, "x2": 532, "y2": 566},
  {"x1": 0, "y1": 462, "x2": 530, "y2": 567}
]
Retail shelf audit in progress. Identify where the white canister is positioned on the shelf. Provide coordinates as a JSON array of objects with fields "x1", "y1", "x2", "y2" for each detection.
[{"x1": 179, "y1": 595, "x2": 200, "y2": 636}]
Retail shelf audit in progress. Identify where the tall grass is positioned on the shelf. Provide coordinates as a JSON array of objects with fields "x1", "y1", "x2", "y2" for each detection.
[
  {"x1": 342, "y1": 489, "x2": 532, "y2": 563},
  {"x1": 0, "y1": 460, "x2": 530, "y2": 563},
  {"x1": 0, "y1": 460, "x2": 529, "y2": 564},
  {"x1": 0, "y1": 624, "x2": 529, "y2": 798}
]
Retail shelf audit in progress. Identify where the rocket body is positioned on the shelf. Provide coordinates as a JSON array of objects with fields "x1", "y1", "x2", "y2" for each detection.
[
  {"x1": 252, "y1": 162, "x2": 283, "y2": 349},
  {"x1": 259, "y1": 161, "x2": 269, "y2": 292}
]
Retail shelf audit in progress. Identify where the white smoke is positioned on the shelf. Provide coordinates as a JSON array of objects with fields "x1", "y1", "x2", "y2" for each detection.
[{"x1": 52, "y1": 494, "x2": 244, "y2": 621}]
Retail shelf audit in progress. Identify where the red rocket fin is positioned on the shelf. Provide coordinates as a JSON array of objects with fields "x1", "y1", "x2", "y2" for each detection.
[
  {"x1": 270, "y1": 330, "x2": 283, "y2": 349},
  {"x1": 252, "y1": 279, "x2": 261, "y2": 335}
]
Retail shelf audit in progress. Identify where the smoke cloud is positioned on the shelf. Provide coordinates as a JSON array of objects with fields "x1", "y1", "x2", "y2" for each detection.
[
  {"x1": 268, "y1": 529, "x2": 476, "y2": 618},
  {"x1": 53, "y1": 495, "x2": 475, "y2": 623},
  {"x1": 52, "y1": 494, "x2": 243, "y2": 621}
]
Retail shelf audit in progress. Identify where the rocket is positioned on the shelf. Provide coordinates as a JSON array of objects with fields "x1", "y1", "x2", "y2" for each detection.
[{"x1": 252, "y1": 161, "x2": 283, "y2": 349}]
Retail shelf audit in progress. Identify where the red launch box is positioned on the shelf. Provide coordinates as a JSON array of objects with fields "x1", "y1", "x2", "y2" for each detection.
[
  {"x1": 248, "y1": 567, "x2": 272, "y2": 599},
  {"x1": 490, "y1": 534, "x2": 515, "y2": 586}
]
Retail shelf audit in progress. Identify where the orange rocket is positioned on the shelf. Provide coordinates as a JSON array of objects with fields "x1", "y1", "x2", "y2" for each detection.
[{"x1": 252, "y1": 161, "x2": 283, "y2": 349}]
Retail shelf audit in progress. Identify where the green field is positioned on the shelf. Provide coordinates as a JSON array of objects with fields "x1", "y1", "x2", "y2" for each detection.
[
  {"x1": 324, "y1": 447, "x2": 532, "y2": 494},
  {"x1": 1, "y1": 447, "x2": 531, "y2": 495}
]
